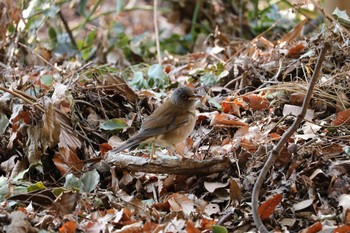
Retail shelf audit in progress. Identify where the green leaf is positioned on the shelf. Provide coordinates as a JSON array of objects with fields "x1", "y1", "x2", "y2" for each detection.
[
  {"x1": 48, "y1": 27, "x2": 57, "y2": 43},
  {"x1": 42, "y1": 5, "x2": 60, "y2": 18},
  {"x1": 78, "y1": 0, "x2": 88, "y2": 16},
  {"x1": 27, "y1": 181, "x2": 46, "y2": 192},
  {"x1": 86, "y1": 30, "x2": 97, "y2": 45},
  {"x1": 100, "y1": 118, "x2": 129, "y2": 131},
  {"x1": 130, "y1": 71, "x2": 149, "y2": 89},
  {"x1": 81, "y1": 169, "x2": 100, "y2": 193},
  {"x1": 147, "y1": 64, "x2": 169, "y2": 89},
  {"x1": 0, "y1": 176, "x2": 9, "y2": 200},
  {"x1": 200, "y1": 73, "x2": 217, "y2": 87},
  {"x1": 208, "y1": 97, "x2": 222, "y2": 110},
  {"x1": 64, "y1": 174, "x2": 83, "y2": 192},
  {"x1": 333, "y1": 7, "x2": 350, "y2": 26},
  {"x1": 0, "y1": 113, "x2": 9, "y2": 135},
  {"x1": 212, "y1": 225, "x2": 228, "y2": 233},
  {"x1": 218, "y1": 70, "x2": 229, "y2": 79},
  {"x1": 52, "y1": 187, "x2": 67, "y2": 197},
  {"x1": 40, "y1": 74, "x2": 54, "y2": 87}
]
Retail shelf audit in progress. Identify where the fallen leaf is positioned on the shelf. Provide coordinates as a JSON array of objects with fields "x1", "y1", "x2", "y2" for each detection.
[
  {"x1": 293, "y1": 199, "x2": 313, "y2": 211},
  {"x1": 332, "y1": 109, "x2": 350, "y2": 126},
  {"x1": 289, "y1": 92, "x2": 305, "y2": 106},
  {"x1": 287, "y1": 43, "x2": 305, "y2": 58},
  {"x1": 259, "y1": 193, "x2": 283, "y2": 220},
  {"x1": 186, "y1": 220, "x2": 201, "y2": 233},
  {"x1": 53, "y1": 147, "x2": 83, "y2": 175},
  {"x1": 100, "y1": 143, "x2": 112, "y2": 156},
  {"x1": 242, "y1": 94, "x2": 269, "y2": 111},
  {"x1": 59, "y1": 221, "x2": 77, "y2": 233},
  {"x1": 334, "y1": 225, "x2": 350, "y2": 233},
  {"x1": 283, "y1": 104, "x2": 314, "y2": 121},
  {"x1": 204, "y1": 181, "x2": 229, "y2": 193},
  {"x1": 221, "y1": 97, "x2": 242, "y2": 116},
  {"x1": 210, "y1": 113, "x2": 248, "y2": 127},
  {"x1": 299, "y1": 221, "x2": 322, "y2": 233},
  {"x1": 229, "y1": 179, "x2": 242, "y2": 203},
  {"x1": 279, "y1": 18, "x2": 307, "y2": 44}
]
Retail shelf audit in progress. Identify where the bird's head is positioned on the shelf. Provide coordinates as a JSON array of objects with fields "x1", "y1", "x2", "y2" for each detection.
[{"x1": 170, "y1": 86, "x2": 201, "y2": 108}]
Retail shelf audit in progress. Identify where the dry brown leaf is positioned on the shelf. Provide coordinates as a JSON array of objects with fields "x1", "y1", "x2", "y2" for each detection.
[
  {"x1": 100, "y1": 143, "x2": 112, "y2": 156},
  {"x1": 332, "y1": 109, "x2": 350, "y2": 126},
  {"x1": 5, "y1": 211, "x2": 37, "y2": 233},
  {"x1": 239, "y1": 138, "x2": 258, "y2": 153},
  {"x1": 26, "y1": 126, "x2": 41, "y2": 164},
  {"x1": 316, "y1": 143, "x2": 343, "y2": 157},
  {"x1": 42, "y1": 102, "x2": 60, "y2": 148},
  {"x1": 59, "y1": 221, "x2": 77, "y2": 233},
  {"x1": 289, "y1": 92, "x2": 305, "y2": 106},
  {"x1": 287, "y1": 43, "x2": 305, "y2": 58},
  {"x1": 210, "y1": 113, "x2": 248, "y2": 127},
  {"x1": 114, "y1": 221, "x2": 143, "y2": 233},
  {"x1": 334, "y1": 225, "x2": 350, "y2": 233},
  {"x1": 167, "y1": 193, "x2": 194, "y2": 217},
  {"x1": 221, "y1": 96, "x2": 242, "y2": 116},
  {"x1": 186, "y1": 220, "x2": 201, "y2": 233},
  {"x1": 229, "y1": 179, "x2": 242, "y2": 204},
  {"x1": 144, "y1": 221, "x2": 162, "y2": 233},
  {"x1": 58, "y1": 126, "x2": 82, "y2": 149},
  {"x1": 300, "y1": 221, "x2": 322, "y2": 233},
  {"x1": 259, "y1": 193, "x2": 283, "y2": 220},
  {"x1": 344, "y1": 208, "x2": 350, "y2": 224},
  {"x1": 53, "y1": 147, "x2": 84, "y2": 175},
  {"x1": 279, "y1": 18, "x2": 308, "y2": 44},
  {"x1": 268, "y1": 132, "x2": 281, "y2": 141},
  {"x1": 52, "y1": 190, "x2": 79, "y2": 215},
  {"x1": 199, "y1": 218, "x2": 216, "y2": 230},
  {"x1": 243, "y1": 94, "x2": 269, "y2": 111}
]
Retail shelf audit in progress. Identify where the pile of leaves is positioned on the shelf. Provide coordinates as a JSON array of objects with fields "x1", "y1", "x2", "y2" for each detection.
[{"x1": 1, "y1": 0, "x2": 350, "y2": 232}]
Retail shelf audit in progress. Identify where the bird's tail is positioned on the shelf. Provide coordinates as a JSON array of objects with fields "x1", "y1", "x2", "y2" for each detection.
[{"x1": 110, "y1": 135, "x2": 143, "y2": 153}]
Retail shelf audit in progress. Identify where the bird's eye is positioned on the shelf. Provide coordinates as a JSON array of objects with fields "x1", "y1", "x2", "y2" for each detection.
[{"x1": 181, "y1": 94, "x2": 186, "y2": 99}]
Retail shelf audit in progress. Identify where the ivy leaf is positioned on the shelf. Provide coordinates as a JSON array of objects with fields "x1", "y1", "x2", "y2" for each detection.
[
  {"x1": 100, "y1": 118, "x2": 129, "y2": 131},
  {"x1": 81, "y1": 170, "x2": 100, "y2": 193}
]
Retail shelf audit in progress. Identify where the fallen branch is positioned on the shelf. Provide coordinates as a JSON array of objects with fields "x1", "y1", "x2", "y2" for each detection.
[
  {"x1": 104, "y1": 153, "x2": 231, "y2": 175},
  {"x1": 251, "y1": 42, "x2": 330, "y2": 233}
]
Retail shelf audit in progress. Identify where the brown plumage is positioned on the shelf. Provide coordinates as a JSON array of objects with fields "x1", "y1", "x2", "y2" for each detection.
[{"x1": 112, "y1": 86, "x2": 200, "y2": 158}]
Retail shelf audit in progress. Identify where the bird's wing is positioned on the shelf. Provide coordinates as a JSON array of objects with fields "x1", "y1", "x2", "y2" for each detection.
[{"x1": 139, "y1": 102, "x2": 190, "y2": 136}]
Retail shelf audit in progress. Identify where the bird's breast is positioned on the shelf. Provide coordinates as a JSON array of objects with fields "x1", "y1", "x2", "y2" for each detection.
[{"x1": 157, "y1": 109, "x2": 196, "y2": 146}]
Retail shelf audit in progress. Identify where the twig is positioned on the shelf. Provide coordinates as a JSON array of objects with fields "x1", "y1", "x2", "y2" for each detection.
[
  {"x1": 153, "y1": 0, "x2": 162, "y2": 65},
  {"x1": 78, "y1": 0, "x2": 101, "y2": 31},
  {"x1": 251, "y1": 42, "x2": 330, "y2": 232},
  {"x1": 58, "y1": 10, "x2": 78, "y2": 49},
  {"x1": 18, "y1": 42, "x2": 62, "y2": 72},
  {"x1": 190, "y1": 1, "x2": 200, "y2": 41}
]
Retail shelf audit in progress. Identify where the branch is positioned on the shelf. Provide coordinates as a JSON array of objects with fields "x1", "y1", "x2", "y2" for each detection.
[
  {"x1": 105, "y1": 153, "x2": 231, "y2": 175},
  {"x1": 251, "y1": 42, "x2": 330, "y2": 232},
  {"x1": 58, "y1": 10, "x2": 78, "y2": 49},
  {"x1": 153, "y1": 0, "x2": 162, "y2": 65}
]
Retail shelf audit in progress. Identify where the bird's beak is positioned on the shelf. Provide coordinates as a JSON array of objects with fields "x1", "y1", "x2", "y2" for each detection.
[{"x1": 189, "y1": 94, "x2": 202, "y2": 100}]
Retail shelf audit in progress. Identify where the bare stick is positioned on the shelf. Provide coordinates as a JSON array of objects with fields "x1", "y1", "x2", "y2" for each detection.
[
  {"x1": 58, "y1": 10, "x2": 78, "y2": 49},
  {"x1": 105, "y1": 153, "x2": 231, "y2": 175},
  {"x1": 153, "y1": 0, "x2": 162, "y2": 64},
  {"x1": 251, "y1": 42, "x2": 330, "y2": 232}
]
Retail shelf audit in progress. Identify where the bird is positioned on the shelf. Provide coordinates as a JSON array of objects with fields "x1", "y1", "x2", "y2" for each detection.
[{"x1": 112, "y1": 86, "x2": 201, "y2": 159}]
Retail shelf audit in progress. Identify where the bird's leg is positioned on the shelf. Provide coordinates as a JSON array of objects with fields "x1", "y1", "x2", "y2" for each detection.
[
  {"x1": 150, "y1": 143, "x2": 155, "y2": 159},
  {"x1": 173, "y1": 144, "x2": 186, "y2": 159}
]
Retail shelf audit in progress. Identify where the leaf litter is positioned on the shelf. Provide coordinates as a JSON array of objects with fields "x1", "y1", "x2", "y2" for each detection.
[{"x1": 1, "y1": 1, "x2": 350, "y2": 232}]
